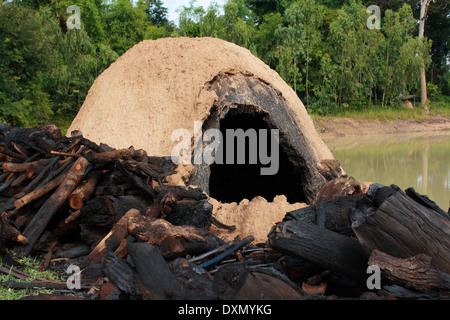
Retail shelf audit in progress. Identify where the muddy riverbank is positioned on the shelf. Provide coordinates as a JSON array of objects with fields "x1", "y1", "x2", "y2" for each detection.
[{"x1": 314, "y1": 115, "x2": 450, "y2": 139}]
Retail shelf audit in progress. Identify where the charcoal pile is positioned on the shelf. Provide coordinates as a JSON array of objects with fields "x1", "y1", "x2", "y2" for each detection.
[{"x1": 0, "y1": 123, "x2": 449, "y2": 300}]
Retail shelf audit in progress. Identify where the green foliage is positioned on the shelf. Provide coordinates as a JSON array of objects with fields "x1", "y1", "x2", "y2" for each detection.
[
  {"x1": 253, "y1": 12, "x2": 283, "y2": 68},
  {"x1": 222, "y1": 0, "x2": 256, "y2": 48},
  {"x1": 103, "y1": 0, "x2": 148, "y2": 55},
  {"x1": 144, "y1": 24, "x2": 170, "y2": 40},
  {"x1": 140, "y1": 0, "x2": 169, "y2": 26},
  {"x1": 200, "y1": 3, "x2": 223, "y2": 38},
  {"x1": 177, "y1": 0, "x2": 206, "y2": 37},
  {"x1": 0, "y1": 3, "x2": 54, "y2": 126},
  {"x1": 0, "y1": 0, "x2": 446, "y2": 127}
]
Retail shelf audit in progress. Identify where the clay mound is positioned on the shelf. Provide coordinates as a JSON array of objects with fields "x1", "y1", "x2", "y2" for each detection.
[
  {"x1": 209, "y1": 196, "x2": 307, "y2": 243},
  {"x1": 68, "y1": 37, "x2": 332, "y2": 161},
  {"x1": 69, "y1": 37, "x2": 345, "y2": 204}
]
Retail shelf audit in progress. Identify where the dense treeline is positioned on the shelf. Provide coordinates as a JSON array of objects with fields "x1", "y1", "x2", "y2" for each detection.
[{"x1": 0, "y1": 0, "x2": 448, "y2": 127}]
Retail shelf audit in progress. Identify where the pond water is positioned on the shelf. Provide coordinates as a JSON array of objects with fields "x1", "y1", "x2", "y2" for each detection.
[{"x1": 323, "y1": 132, "x2": 450, "y2": 212}]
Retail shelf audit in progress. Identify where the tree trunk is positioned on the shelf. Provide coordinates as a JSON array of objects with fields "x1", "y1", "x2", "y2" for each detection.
[
  {"x1": 352, "y1": 185, "x2": 450, "y2": 274},
  {"x1": 81, "y1": 209, "x2": 141, "y2": 268},
  {"x1": 213, "y1": 263, "x2": 302, "y2": 300},
  {"x1": 419, "y1": 0, "x2": 432, "y2": 114},
  {"x1": 369, "y1": 250, "x2": 450, "y2": 291},
  {"x1": 268, "y1": 217, "x2": 368, "y2": 282},
  {"x1": 127, "y1": 242, "x2": 185, "y2": 300},
  {"x1": 306, "y1": 32, "x2": 310, "y2": 108}
]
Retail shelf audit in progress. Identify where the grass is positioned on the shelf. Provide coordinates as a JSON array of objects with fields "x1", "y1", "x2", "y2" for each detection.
[
  {"x1": 309, "y1": 99, "x2": 450, "y2": 121},
  {"x1": 49, "y1": 112, "x2": 76, "y2": 136},
  {"x1": 0, "y1": 251, "x2": 64, "y2": 300}
]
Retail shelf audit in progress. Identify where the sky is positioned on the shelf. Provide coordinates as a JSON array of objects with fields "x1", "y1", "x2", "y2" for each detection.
[{"x1": 163, "y1": 0, "x2": 228, "y2": 23}]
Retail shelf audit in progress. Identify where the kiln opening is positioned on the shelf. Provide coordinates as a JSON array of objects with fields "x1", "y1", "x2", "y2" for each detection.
[{"x1": 208, "y1": 113, "x2": 307, "y2": 204}]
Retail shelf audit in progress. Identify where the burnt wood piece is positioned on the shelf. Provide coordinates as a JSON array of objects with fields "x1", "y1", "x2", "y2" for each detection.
[
  {"x1": 35, "y1": 157, "x2": 75, "y2": 189},
  {"x1": 31, "y1": 134, "x2": 57, "y2": 154},
  {"x1": 115, "y1": 160, "x2": 156, "y2": 200},
  {"x1": 95, "y1": 183, "x2": 132, "y2": 197},
  {"x1": 313, "y1": 177, "x2": 363, "y2": 204},
  {"x1": 213, "y1": 263, "x2": 303, "y2": 300},
  {"x1": 68, "y1": 131, "x2": 110, "y2": 153},
  {"x1": 162, "y1": 198, "x2": 214, "y2": 228},
  {"x1": 268, "y1": 218, "x2": 368, "y2": 282},
  {"x1": 160, "y1": 185, "x2": 208, "y2": 201},
  {"x1": 120, "y1": 159, "x2": 172, "y2": 182},
  {"x1": 0, "y1": 173, "x2": 17, "y2": 194},
  {"x1": 79, "y1": 137, "x2": 110, "y2": 153},
  {"x1": 69, "y1": 170, "x2": 103, "y2": 210},
  {"x1": 352, "y1": 185, "x2": 450, "y2": 274},
  {"x1": 285, "y1": 193, "x2": 363, "y2": 237},
  {"x1": 127, "y1": 242, "x2": 185, "y2": 300},
  {"x1": 55, "y1": 244, "x2": 90, "y2": 259},
  {"x1": 81, "y1": 195, "x2": 148, "y2": 229},
  {"x1": 14, "y1": 157, "x2": 90, "y2": 256},
  {"x1": 82, "y1": 208, "x2": 141, "y2": 268},
  {"x1": 11, "y1": 142, "x2": 30, "y2": 158},
  {"x1": 151, "y1": 187, "x2": 235, "y2": 231},
  {"x1": 169, "y1": 258, "x2": 216, "y2": 300},
  {"x1": 0, "y1": 154, "x2": 40, "y2": 207},
  {"x1": 369, "y1": 250, "x2": 450, "y2": 291},
  {"x1": 102, "y1": 251, "x2": 138, "y2": 296},
  {"x1": 0, "y1": 143, "x2": 28, "y2": 162},
  {"x1": 0, "y1": 280, "x2": 71, "y2": 290},
  {"x1": 404, "y1": 187, "x2": 449, "y2": 218},
  {"x1": 199, "y1": 236, "x2": 255, "y2": 270},
  {"x1": 85, "y1": 149, "x2": 144, "y2": 164},
  {"x1": 14, "y1": 170, "x2": 67, "y2": 210},
  {"x1": 2, "y1": 158, "x2": 53, "y2": 173},
  {"x1": 0, "y1": 212, "x2": 29, "y2": 246},
  {"x1": 13, "y1": 156, "x2": 60, "y2": 199},
  {"x1": 128, "y1": 216, "x2": 223, "y2": 260}
]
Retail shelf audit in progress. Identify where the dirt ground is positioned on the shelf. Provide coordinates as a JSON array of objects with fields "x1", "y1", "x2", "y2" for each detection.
[{"x1": 313, "y1": 115, "x2": 450, "y2": 139}]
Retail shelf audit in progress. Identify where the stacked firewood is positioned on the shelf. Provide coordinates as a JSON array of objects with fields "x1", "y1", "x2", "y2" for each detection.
[
  {"x1": 268, "y1": 178, "x2": 450, "y2": 299},
  {"x1": 0, "y1": 124, "x2": 199, "y2": 256},
  {"x1": 0, "y1": 123, "x2": 449, "y2": 300},
  {"x1": 0, "y1": 123, "x2": 298, "y2": 300}
]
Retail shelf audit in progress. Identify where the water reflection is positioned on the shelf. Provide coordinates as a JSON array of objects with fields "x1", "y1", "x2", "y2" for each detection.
[{"x1": 324, "y1": 132, "x2": 450, "y2": 212}]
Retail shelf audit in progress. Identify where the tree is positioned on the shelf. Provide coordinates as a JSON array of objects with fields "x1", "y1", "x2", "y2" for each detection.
[
  {"x1": 200, "y1": 2, "x2": 223, "y2": 38},
  {"x1": 283, "y1": 0, "x2": 323, "y2": 107},
  {"x1": 103, "y1": 0, "x2": 148, "y2": 55},
  {"x1": 177, "y1": 0, "x2": 205, "y2": 38},
  {"x1": 244, "y1": 0, "x2": 291, "y2": 21},
  {"x1": 222, "y1": 0, "x2": 256, "y2": 49},
  {"x1": 139, "y1": 0, "x2": 169, "y2": 26},
  {"x1": 144, "y1": 24, "x2": 170, "y2": 40},
  {"x1": 0, "y1": 3, "x2": 54, "y2": 126},
  {"x1": 254, "y1": 12, "x2": 283, "y2": 68},
  {"x1": 419, "y1": 0, "x2": 432, "y2": 113},
  {"x1": 378, "y1": 4, "x2": 429, "y2": 107},
  {"x1": 56, "y1": 0, "x2": 107, "y2": 44}
]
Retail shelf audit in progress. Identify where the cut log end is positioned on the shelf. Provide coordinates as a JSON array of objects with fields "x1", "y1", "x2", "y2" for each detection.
[
  {"x1": 69, "y1": 195, "x2": 83, "y2": 210},
  {"x1": 16, "y1": 234, "x2": 29, "y2": 245}
]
